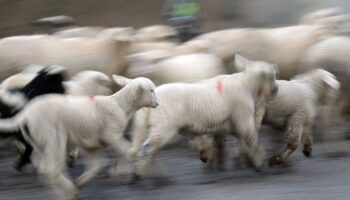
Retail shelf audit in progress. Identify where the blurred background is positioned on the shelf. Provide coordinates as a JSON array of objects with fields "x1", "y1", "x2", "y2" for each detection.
[{"x1": 0, "y1": 0, "x2": 349, "y2": 37}]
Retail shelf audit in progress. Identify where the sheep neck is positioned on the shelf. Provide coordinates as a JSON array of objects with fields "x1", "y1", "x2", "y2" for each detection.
[
  {"x1": 242, "y1": 72, "x2": 264, "y2": 100},
  {"x1": 111, "y1": 84, "x2": 140, "y2": 118}
]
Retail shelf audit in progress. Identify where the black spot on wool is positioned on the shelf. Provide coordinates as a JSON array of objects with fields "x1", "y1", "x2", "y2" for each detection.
[{"x1": 0, "y1": 67, "x2": 66, "y2": 171}]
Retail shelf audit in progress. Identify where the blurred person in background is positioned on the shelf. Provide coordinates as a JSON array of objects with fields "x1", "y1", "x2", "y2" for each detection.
[{"x1": 163, "y1": 0, "x2": 201, "y2": 42}]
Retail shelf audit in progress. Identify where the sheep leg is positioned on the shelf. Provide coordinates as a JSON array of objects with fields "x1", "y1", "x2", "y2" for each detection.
[
  {"x1": 43, "y1": 170, "x2": 80, "y2": 200},
  {"x1": 213, "y1": 133, "x2": 226, "y2": 170},
  {"x1": 75, "y1": 150, "x2": 105, "y2": 188},
  {"x1": 302, "y1": 124, "x2": 313, "y2": 158},
  {"x1": 235, "y1": 117, "x2": 266, "y2": 171},
  {"x1": 269, "y1": 117, "x2": 303, "y2": 166},
  {"x1": 101, "y1": 124, "x2": 132, "y2": 157},
  {"x1": 67, "y1": 148, "x2": 79, "y2": 168},
  {"x1": 254, "y1": 100, "x2": 266, "y2": 129},
  {"x1": 132, "y1": 126, "x2": 177, "y2": 180},
  {"x1": 36, "y1": 144, "x2": 79, "y2": 199},
  {"x1": 14, "y1": 134, "x2": 33, "y2": 171},
  {"x1": 127, "y1": 112, "x2": 150, "y2": 160},
  {"x1": 102, "y1": 130, "x2": 132, "y2": 175}
]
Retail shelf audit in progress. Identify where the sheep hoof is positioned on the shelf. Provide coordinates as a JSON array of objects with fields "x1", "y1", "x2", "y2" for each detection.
[
  {"x1": 67, "y1": 157, "x2": 76, "y2": 168},
  {"x1": 200, "y1": 157, "x2": 208, "y2": 163},
  {"x1": 302, "y1": 147, "x2": 312, "y2": 158},
  {"x1": 14, "y1": 162, "x2": 23, "y2": 172},
  {"x1": 268, "y1": 155, "x2": 283, "y2": 167},
  {"x1": 68, "y1": 161, "x2": 75, "y2": 168},
  {"x1": 129, "y1": 173, "x2": 141, "y2": 185},
  {"x1": 14, "y1": 158, "x2": 30, "y2": 172}
]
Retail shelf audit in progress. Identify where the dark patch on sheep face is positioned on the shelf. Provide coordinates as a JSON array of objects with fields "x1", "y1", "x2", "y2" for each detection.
[
  {"x1": 0, "y1": 67, "x2": 66, "y2": 171},
  {"x1": 0, "y1": 68, "x2": 66, "y2": 118}
]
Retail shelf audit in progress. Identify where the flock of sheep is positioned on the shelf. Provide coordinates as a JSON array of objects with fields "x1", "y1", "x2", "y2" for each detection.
[{"x1": 0, "y1": 7, "x2": 349, "y2": 200}]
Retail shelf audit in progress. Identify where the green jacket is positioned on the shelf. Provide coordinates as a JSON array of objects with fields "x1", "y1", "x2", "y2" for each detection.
[{"x1": 171, "y1": 2, "x2": 199, "y2": 17}]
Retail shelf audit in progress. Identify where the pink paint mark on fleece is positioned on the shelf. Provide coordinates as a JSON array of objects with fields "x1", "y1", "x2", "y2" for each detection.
[
  {"x1": 216, "y1": 80, "x2": 223, "y2": 95},
  {"x1": 88, "y1": 96, "x2": 95, "y2": 102}
]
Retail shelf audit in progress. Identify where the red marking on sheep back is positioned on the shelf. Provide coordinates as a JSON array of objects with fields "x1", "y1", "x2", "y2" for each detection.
[
  {"x1": 88, "y1": 96, "x2": 95, "y2": 102},
  {"x1": 216, "y1": 80, "x2": 223, "y2": 95}
]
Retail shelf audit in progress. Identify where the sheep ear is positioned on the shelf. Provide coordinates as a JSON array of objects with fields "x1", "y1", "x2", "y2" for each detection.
[
  {"x1": 112, "y1": 75, "x2": 132, "y2": 87},
  {"x1": 47, "y1": 65, "x2": 67, "y2": 75},
  {"x1": 234, "y1": 54, "x2": 252, "y2": 72}
]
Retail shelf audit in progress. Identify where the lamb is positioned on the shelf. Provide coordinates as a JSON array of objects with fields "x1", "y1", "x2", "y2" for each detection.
[
  {"x1": 128, "y1": 55, "x2": 278, "y2": 180},
  {"x1": 127, "y1": 50, "x2": 226, "y2": 85},
  {"x1": 267, "y1": 69, "x2": 340, "y2": 166},
  {"x1": 0, "y1": 75, "x2": 157, "y2": 199},
  {"x1": 194, "y1": 69, "x2": 340, "y2": 167},
  {"x1": 302, "y1": 36, "x2": 350, "y2": 113},
  {"x1": 0, "y1": 66, "x2": 66, "y2": 170},
  {"x1": 0, "y1": 33, "x2": 131, "y2": 80},
  {"x1": 0, "y1": 66, "x2": 66, "y2": 119},
  {"x1": 302, "y1": 36, "x2": 350, "y2": 155},
  {"x1": 0, "y1": 68, "x2": 115, "y2": 170},
  {"x1": 186, "y1": 19, "x2": 341, "y2": 78}
]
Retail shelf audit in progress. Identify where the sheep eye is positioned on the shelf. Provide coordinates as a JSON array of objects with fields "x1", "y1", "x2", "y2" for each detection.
[{"x1": 150, "y1": 89, "x2": 154, "y2": 93}]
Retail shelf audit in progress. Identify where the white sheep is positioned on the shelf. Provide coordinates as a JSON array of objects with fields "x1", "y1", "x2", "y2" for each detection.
[
  {"x1": 135, "y1": 24, "x2": 178, "y2": 43},
  {"x1": 0, "y1": 75, "x2": 157, "y2": 199},
  {"x1": 267, "y1": 69, "x2": 340, "y2": 166},
  {"x1": 128, "y1": 55, "x2": 278, "y2": 180},
  {"x1": 302, "y1": 36, "x2": 350, "y2": 155},
  {"x1": 127, "y1": 50, "x2": 226, "y2": 85},
  {"x1": 187, "y1": 22, "x2": 340, "y2": 78},
  {"x1": 0, "y1": 68, "x2": 114, "y2": 168},
  {"x1": 194, "y1": 69, "x2": 340, "y2": 168},
  {"x1": 0, "y1": 33, "x2": 131, "y2": 80}
]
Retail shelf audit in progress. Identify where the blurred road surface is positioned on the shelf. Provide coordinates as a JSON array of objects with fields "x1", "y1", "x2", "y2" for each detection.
[{"x1": 0, "y1": 135, "x2": 349, "y2": 200}]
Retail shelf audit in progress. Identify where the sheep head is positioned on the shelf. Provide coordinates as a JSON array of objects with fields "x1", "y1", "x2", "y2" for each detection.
[
  {"x1": 112, "y1": 75, "x2": 158, "y2": 108},
  {"x1": 235, "y1": 54, "x2": 279, "y2": 99}
]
